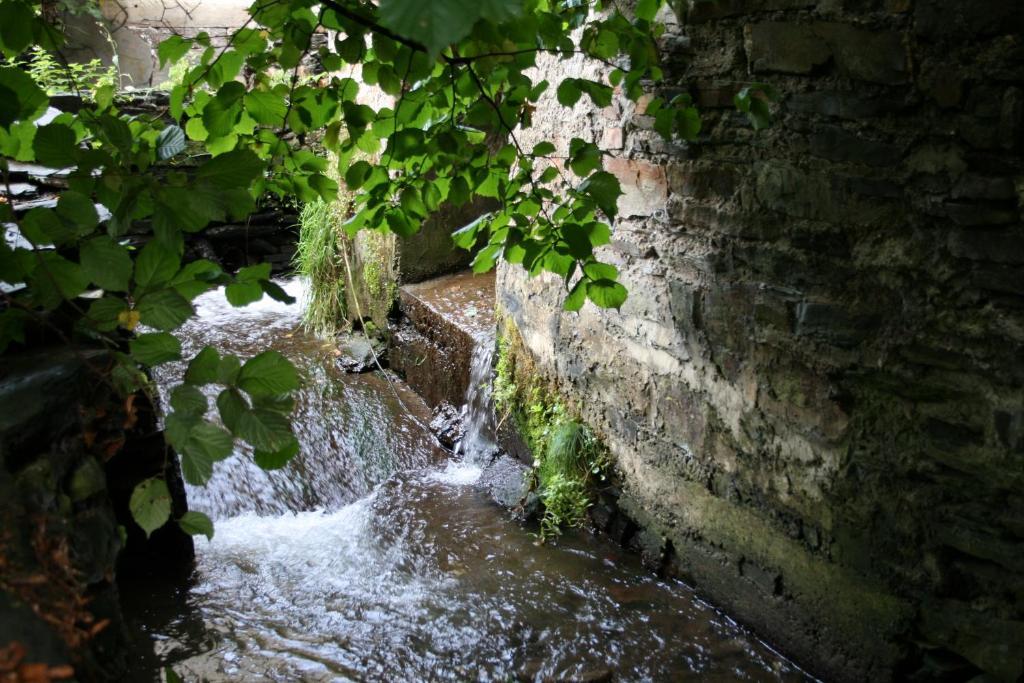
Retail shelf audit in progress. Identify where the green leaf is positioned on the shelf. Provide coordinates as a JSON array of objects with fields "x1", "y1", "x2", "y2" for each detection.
[
  {"x1": 34, "y1": 124, "x2": 77, "y2": 168},
  {"x1": 129, "y1": 478, "x2": 171, "y2": 538},
  {"x1": 95, "y1": 114, "x2": 133, "y2": 155},
  {"x1": 185, "y1": 346, "x2": 220, "y2": 385},
  {"x1": 170, "y1": 415, "x2": 234, "y2": 485},
  {"x1": 448, "y1": 176, "x2": 471, "y2": 206},
  {"x1": 135, "y1": 242, "x2": 181, "y2": 289},
  {"x1": 234, "y1": 408, "x2": 294, "y2": 452},
  {"x1": 189, "y1": 422, "x2": 234, "y2": 461},
  {"x1": 261, "y1": 280, "x2": 296, "y2": 304},
  {"x1": 584, "y1": 222, "x2": 611, "y2": 247},
  {"x1": 253, "y1": 437, "x2": 300, "y2": 470},
  {"x1": 452, "y1": 214, "x2": 489, "y2": 250},
  {"x1": 169, "y1": 85, "x2": 186, "y2": 120},
  {"x1": 179, "y1": 446, "x2": 213, "y2": 485},
  {"x1": 86, "y1": 297, "x2": 128, "y2": 332},
  {"x1": 0, "y1": 66, "x2": 48, "y2": 128},
  {"x1": 471, "y1": 243, "x2": 501, "y2": 273},
  {"x1": 158, "y1": 35, "x2": 192, "y2": 68},
  {"x1": 237, "y1": 350, "x2": 299, "y2": 397},
  {"x1": 0, "y1": 1, "x2": 34, "y2": 57},
  {"x1": 138, "y1": 289, "x2": 194, "y2": 331},
  {"x1": 178, "y1": 511, "x2": 214, "y2": 541},
  {"x1": 636, "y1": 0, "x2": 661, "y2": 21},
  {"x1": 344, "y1": 160, "x2": 373, "y2": 190},
  {"x1": 196, "y1": 149, "x2": 263, "y2": 189},
  {"x1": 578, "y1": 80, "x2": 613, "y2": 108},
  {"x1": 654, "y1": 108, "x2": 673, "y2": 140},
  {"x1": 591, "y1": 28, "x2": 620, "y2": 60},
  {"x1": 379, "y1": 0, "x2": 477, "y2": 56},
  {"x1": 170, "y1": 384, "x2": 208, "y2": 416},
  {"x1": 80, "y1": 237, "x2": 133, "y2": 292},
  {"x1": 0, "y1": 309, "x2": 28, "y2": 353},
  {"x1": 20, "y1": 210, "x2": 63, "y2": 247},
  {"x1": 676, "y1": 107, "x2": 702, "y2": 139},
  {"x1": 563, "y1": 279, "x2": 587, "y2": 312},
  {"x1": 237, "y1": 263, "x2": 272, "y2": 283},
  {"x1": 95, "y1": 84, "x2": 115, "y2": 111},
  {"x1": 185, "y1": 116, "x2": 207, "y2": 141},
  {"x1": 531, "y1": 141, "x2": 555, "y2": 156},
  {"x1": 217, "y1": 388, "x2": 247, "y2": 431},
  {"x1": 579, "y1": 171, "x2": 623, "y2": 219},
  {"x1": 583, "y1": 261, "x2": 618, "y2": 281},
  {"x1": 30, "y1": 252, "x2": 90, "y2": 308},
  {"x1": 556, "y1": 79, "x2": 582, "y2": 107},
  {"x1": 399, "y1": 187, "x2": 427, "y2": 219},
  {"x1": 586, "y1": 279, "x2": 628, "y2": 309},
  {"x1": 389, "y1": 128, "x2": 425, "y2": 160},
  {"x1": 156, "y1": 125, "x2": 186, "y2": 160},
  {"x1": 56, "y1": 191, "x2": 99, "y2": 232},
  {"x1": 244, "y1": 90, "x2": 287, "y2": 125},
  {"x1": 130, "y1": 332, "x2": 182, "y2": 366},
  {"x1": 568, "y1": 138, "x2": 602, "y2": 177},
  {"x1": 217, "y1": 355, "x2": 242, "y2": 385},
  {"x1": 225, "y1": 281, "x2": 263, "y2": 307},
  {"x1": 385, "y1": 210, "x2": 418, "y2": 237}
]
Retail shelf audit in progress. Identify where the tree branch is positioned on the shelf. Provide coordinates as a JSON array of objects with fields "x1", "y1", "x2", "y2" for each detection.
[{"x1": 317, "y1": 0, "x2": 430, "y2": 55}]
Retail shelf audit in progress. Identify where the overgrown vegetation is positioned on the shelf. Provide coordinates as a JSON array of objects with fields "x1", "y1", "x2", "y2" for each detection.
[
  {"x1": 295, "y1": 144, "x2": 396, "y2": 334},
  {"x1": 494, "y1": 325, "x2": 610, "y2": 541},
  {"x1": 356, "y1": 229, "x2": 397, "y2": 326},
  {"x1": 15, "y1": 45, "x2": 117, "y2": 95},
  {"x1": 294, "y1": 199, "x2": 349, "y2": 337}
]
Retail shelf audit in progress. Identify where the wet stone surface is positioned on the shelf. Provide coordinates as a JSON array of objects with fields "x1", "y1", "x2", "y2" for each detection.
[
  {"x1": 389, "y1": 271, "x2": 497, "y2": 408},
  {"x1": 400, "y1": 270, "x2": 497, "y2": 339}
]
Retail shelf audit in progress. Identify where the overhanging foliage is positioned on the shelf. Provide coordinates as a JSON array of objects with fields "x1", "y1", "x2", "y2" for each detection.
[{"x1": 0, "y1": 0, "x2": 758, "y2": 537}]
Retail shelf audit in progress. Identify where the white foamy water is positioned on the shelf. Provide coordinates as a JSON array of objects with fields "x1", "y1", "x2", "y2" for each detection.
[
  {"x1": 425, "y1": 460, "x2": 483, "y2": 486},
  {"x1": 456, "y1": 334, "x2": 499, "y2": 462}
]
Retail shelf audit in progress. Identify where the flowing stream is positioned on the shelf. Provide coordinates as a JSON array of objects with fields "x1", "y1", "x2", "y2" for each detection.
[{"x1": 122, "y1": 278, "x2": 811, "y2": 682}]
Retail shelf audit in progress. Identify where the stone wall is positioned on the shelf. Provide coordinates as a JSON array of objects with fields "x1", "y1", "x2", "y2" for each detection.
[
  {"x1": 498, "y1": 1, "x2": 1024, "y2": 680},
  {"x1": 63, "y1": 0, "x2": 250, "y2": 88}
]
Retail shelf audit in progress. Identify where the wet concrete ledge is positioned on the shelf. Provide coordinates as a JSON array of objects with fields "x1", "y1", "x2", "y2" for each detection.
[{"x1": 389, "y1": 271, "x2": 495, "y2": 409}]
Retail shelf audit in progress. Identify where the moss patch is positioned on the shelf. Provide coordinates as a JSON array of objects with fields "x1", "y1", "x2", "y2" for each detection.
[{"x1": 494, "y1": 320, "x2": 610, "y2": 541}]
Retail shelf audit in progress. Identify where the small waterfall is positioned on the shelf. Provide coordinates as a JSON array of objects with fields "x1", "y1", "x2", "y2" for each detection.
[
  {"x1": 456, "y1": 334, "x2": 498, "y2": 462},
  {"x1": 126, "y1": 278, "x2": 812, "y2": 683}
]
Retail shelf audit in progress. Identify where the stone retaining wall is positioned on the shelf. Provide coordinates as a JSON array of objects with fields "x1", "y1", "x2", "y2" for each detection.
[{"x1": 498, "y1": 1, "x2": 1024, "y2": 680}]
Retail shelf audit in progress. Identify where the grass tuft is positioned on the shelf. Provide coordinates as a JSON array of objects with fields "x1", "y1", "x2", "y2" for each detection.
[{"x1": 294, "y1": 199, "x2": 348, "y2": 338}]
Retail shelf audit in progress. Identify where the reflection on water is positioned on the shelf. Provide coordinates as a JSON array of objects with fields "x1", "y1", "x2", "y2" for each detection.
[{"x1": 124, "y1": 279, "x2": 811, "y2": 682}]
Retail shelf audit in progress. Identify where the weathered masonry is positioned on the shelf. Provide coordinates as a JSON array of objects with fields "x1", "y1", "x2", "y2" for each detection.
[{"x1": 499, "y1": 1, "x2": 1024, "y2": 681}]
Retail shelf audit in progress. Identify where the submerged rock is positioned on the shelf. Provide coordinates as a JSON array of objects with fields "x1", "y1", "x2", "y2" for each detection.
[
  {"x1": 477, "y1": 454, "x2": 533, "y2": 511},
  {"x1": 336, "y1": 335, "x2": 387, "y2": 373},
  {"x1": 429, "y1": 402, "x2": 463, "y2": 449}
]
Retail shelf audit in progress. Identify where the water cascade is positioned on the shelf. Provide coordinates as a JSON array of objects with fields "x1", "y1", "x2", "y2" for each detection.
[
  {"x1": 122, "y1": 278, "x2": 811, "y2": 682},
  {"x1": 455, "y1": 335, "x2": 499, "y2": 462}
]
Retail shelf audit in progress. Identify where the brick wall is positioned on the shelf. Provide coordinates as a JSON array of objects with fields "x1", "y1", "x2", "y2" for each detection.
[{"x1": 498, "y1": 1, "x2": 1024, "y2": 680}]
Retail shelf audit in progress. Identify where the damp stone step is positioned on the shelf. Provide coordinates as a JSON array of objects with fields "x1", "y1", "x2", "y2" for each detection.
[{"x1": 389, "y1": 270, "x2": 495, "y2": 409}]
